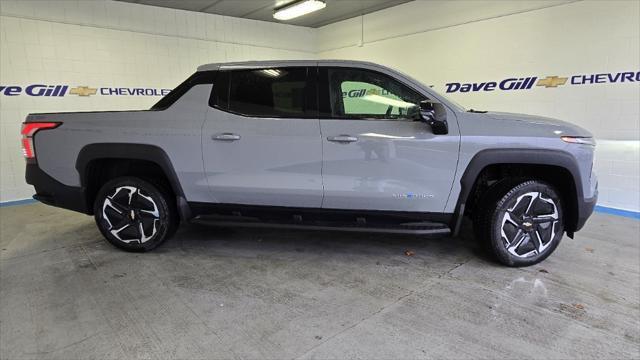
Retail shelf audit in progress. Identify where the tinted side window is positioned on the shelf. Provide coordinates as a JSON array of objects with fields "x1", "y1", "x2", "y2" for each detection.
[
  {"x1": 214, "y1": 71, "x2": 229, "y2": 109},
  {"x1": 227, "y1": 67, "x2": 311, "y2": 117},
  {"x1": 322, "y1": 67, "x2": 425, "y2": 120}
]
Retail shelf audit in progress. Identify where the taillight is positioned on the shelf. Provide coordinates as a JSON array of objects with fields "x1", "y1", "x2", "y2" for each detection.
[{"x1": 21, "y1": 122, "x2": 60, "y2": 161}]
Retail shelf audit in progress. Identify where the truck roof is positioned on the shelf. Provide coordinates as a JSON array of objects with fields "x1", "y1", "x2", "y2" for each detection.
[
  {"x1": 196, "y1": 59, "x2": 380, "y2": 72},
  {"x1": 195, "y1": 59, "x2": 465, "y2": 112}
]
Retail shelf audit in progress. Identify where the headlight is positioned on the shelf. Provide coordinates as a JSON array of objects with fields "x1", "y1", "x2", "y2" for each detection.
[{"x1": 561, "y1": 136, "x2": 596, "y2": 146}]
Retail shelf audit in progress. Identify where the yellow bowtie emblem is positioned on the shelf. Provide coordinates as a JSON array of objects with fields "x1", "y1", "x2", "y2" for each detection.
[
  {"x1": 536, "y1": 76, "x2": 568, "y2": 88},
  {"x1": 69, "y1": 86, "x2": 97, "y2": 96}
]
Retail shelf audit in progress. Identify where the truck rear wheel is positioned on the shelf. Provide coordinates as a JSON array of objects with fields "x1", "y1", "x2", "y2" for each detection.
[
  {"x1": 474, "y1": 180, "x2": 564, "y2": 267},
  {"x1": 93, "y1": 176, "x2": 178, "y2": 252}
]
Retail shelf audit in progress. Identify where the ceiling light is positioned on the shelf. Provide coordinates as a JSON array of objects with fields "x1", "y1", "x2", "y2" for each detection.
[
  {"x1": 259, "y1": 69, "x2": 282, "y2": 77},
  {"x1": 273, "y1": 0, "x2": 326, "y2": 21}
]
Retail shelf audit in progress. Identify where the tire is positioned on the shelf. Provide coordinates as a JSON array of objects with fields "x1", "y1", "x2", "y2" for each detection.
[
  {"x1": 474, "y1": 180, "x2": 564, "y2": 267},
  {"x1": 93, "y1": 176, "x2": 178, "y2": 252}
]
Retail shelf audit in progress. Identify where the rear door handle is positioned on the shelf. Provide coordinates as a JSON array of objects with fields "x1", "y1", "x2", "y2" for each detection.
[
  {"x1": 212, "y1": 133, "x2": 241, "y2": 141},
  {"x1": 327, "y1": 135, "x2": 358, "y2": 143}
]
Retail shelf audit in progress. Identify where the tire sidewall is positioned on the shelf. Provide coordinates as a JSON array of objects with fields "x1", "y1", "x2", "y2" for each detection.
[
  {"x1": 490, "y1": 181, "x2": 564, "y2": 267},
  {"x1": 94, "y1": 177, "x2": 173, "y2": 252}
]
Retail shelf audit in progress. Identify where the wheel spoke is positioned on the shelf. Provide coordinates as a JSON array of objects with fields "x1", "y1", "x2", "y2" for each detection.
[
  {"x1": 534, "y1": 229, "x2": 551, "y2": 253},
  {"x1": 505, "y1": 211, "x2": 522, "y2": 226},
  {"x1": 138, "y1": 211, "x2": 158, "y2": 220},
  {"x1": 138, "y1": 219, "x2": 157, "y2": 243},
  {"x1": 530, "y1": 193, "x2": 560, "y2": 254},
  {"x1": 102, "y1": 198, "x2": 127, "y2": 230},
  {"x1": 533, "y1": 194, "x2": 559, "y2": 220},
  {"x1": 532, "y1": 216, "x2": 555, "y2": 224},
  {"x1": 507, "y1": 228, "x2": 523, "y2": 247},
  {"x1": 139, "y1": 215, "x2": 156, "y2": 231},
  {"x1": 125, "y1": 187, "x2": 136, "y2": 205},
  {"x1": 137, "y1": 190, "x2": 160, "y2": 217},
  {"x1": 110, "y1": 223, "x2": 141, "y2": 244},
  {"x1": 524, "y1": 192, "x2": 539, "y2": 216},
  {"x1": 508, "y1": 192, "x2": 538, "y2": 217},
  {"x1": 507, "y1": 230, "x2": 526, "y2": 256},
  {"x1": 106, "y1": 198, "x2": 127, "y2": 213},
  {"x1": 113, "y1": 214, "x2": 132, "y2": 229},
  {"x1": 530, "y1": 228, "x2": 542, "y2": 253}
]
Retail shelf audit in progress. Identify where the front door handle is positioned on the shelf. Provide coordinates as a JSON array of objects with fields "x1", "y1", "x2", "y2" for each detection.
[
  {"x1": 327, "y1": 135, "x2": 358, "y2": 143},
  {"x1": 213, "y1": 133, "x2": 241, "y2": 141}
]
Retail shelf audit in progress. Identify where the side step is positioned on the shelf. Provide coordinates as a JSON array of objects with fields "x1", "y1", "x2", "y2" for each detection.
[{"x1": 193, "y1": 214, "x2": 451, "y2": 235}]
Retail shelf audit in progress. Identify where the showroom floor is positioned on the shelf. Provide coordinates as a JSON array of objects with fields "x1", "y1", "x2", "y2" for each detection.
[{"x1": 0, "y1": 203, "x2": 638, "y2": 359}]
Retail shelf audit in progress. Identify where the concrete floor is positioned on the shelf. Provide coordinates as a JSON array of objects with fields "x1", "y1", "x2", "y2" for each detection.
[{"x1": 0, "y1": 203, "x2": 638, "y2": 360}]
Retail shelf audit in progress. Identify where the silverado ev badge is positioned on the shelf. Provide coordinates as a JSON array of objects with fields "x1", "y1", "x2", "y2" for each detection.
[{"x1": 445, "y1": 70, "x2": 640, "y2": 93}]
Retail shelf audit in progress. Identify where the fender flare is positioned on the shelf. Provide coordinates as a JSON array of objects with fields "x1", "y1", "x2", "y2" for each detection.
[
  {"x1": 451, "y1": 148, "x2": 584, "y2": 235},
  {"x1": 75, "y1": 143, "x2": 191, "y2": 219}
]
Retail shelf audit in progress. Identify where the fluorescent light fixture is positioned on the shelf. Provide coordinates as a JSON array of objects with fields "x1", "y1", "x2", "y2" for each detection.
[
  {"x1": 361, "y1": 94, "x2": 416, "y2": 109},
  {"x1": 260, "y1": 69, "x2": 282, "y2": 77},
  {"x1": 273, "y1": 0, "x2": 326, "y2": 21}
]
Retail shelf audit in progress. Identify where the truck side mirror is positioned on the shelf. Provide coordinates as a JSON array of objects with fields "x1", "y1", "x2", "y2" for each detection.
[{"x1": 420, "y1": 100, "x2": 448, "y2": 135}]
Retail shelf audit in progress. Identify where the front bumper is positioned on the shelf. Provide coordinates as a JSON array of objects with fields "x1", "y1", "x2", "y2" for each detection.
[{"x1": 25, "y1": 164, "x2": 90, "y2": 214}]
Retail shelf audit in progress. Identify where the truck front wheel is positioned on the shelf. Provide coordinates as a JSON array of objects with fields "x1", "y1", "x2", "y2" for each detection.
[
  {"x1": 93, "y1": 176, "x2": 178, "y2": 252},
  {"x1": 475, "y1": 180, "x2": 564, "y2": 267}
]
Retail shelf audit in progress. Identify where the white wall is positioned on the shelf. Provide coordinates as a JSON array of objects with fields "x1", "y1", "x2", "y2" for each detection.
[
  {"x1": 0, "y1": 0, "x2": 315, "y2": 201},
  {"x1": 1, "y1": 0, "x2": 639, "y2": 212},
  {"x1": 318, "y1": 0, "x2": 640, "y2": 212}
]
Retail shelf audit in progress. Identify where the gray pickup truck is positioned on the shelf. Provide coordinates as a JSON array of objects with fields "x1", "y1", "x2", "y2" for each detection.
[{"x1": 23, "y1": 60, "x2": 597, "y2": 266}]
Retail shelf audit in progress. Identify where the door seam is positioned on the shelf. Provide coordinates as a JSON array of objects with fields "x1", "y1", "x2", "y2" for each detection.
[{"x1": 319, "y1": 118, "x2": 326, "y2": 208}]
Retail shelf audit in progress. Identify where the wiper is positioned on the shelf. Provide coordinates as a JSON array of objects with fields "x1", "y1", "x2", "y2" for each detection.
[{"x1": 467, "y1": 109, "x2": 488, "y2": 113}]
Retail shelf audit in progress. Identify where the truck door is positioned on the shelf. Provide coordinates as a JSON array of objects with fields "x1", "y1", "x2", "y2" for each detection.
[
  {"x1": 318, "y1": 66, "x2": 459, "y2": 213},
  {"x1": 202, "y1": 66, "x2": 323, "y2": 208}
]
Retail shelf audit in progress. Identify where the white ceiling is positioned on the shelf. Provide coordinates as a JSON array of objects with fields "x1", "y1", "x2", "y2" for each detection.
[{"x1": 116, "y1": 0, "x2": 412, "y2": 28}]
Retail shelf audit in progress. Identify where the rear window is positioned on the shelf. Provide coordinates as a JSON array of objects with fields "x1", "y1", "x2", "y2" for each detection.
[{"x1": 226, "y1": 67, "x2": 310, "y2": 117}]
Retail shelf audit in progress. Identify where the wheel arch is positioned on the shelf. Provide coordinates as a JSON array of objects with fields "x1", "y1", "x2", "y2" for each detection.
[
  {"x1": 75, "y1": 143, "x2": 190, "y2": 219},
  {"x1": 452, "y1": 148, "x2": 584, "y2": 237}
]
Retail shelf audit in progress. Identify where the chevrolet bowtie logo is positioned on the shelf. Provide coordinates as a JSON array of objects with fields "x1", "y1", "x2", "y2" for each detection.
[
  {"x1": 536, "y1": 76, "x2": 568, "y2": 88},
  {"x1": 69, "y1": 86, "x2": 97, "y2": 96}
]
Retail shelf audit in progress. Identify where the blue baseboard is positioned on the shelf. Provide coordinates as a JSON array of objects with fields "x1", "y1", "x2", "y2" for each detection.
[
  {"x1": 0, "y1": 198, "x2": 639, "y2": 220},
  {"x1": 0, "y1": 198, "x2": 38, "y2": 207},
  {"x1": 594, "y1": 205, "x2": 640, "y2": 220}
]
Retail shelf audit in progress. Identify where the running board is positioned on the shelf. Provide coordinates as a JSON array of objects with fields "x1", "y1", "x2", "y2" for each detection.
[{"x1": 193, "y1": 215, "x2": 451, "y2": 235}]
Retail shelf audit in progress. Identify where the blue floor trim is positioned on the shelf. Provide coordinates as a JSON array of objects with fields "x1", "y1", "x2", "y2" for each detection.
[
  {"x1": 0, "y1": 198, "x2": 38, "y2": 207},
  {"x1": 595, "y1": 205, "x2": 640, "y2": 220}
]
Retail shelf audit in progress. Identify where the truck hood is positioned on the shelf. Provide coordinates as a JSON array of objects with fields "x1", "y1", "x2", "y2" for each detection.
[{"x1": 484, "y1": 111, "x2": 593, "y2": 137}]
